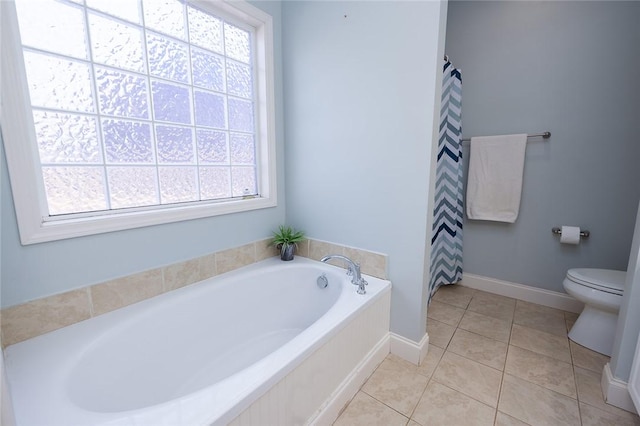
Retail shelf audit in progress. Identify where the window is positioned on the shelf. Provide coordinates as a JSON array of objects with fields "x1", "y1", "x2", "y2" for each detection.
[{"x1": 0, "y1": 0, "x2": 276, "y2": 244}]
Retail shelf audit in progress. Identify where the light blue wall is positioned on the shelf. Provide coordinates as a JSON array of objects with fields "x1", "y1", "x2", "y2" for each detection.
[
  {"x1": 446, "y1": 1, "x2": 640, "y2": 292},
  {"x1": 281, "y1": 1, "x2": 446, "y2": 341},
  {"x1": 0, "y1": 1, "x2": 285, "y2": 307}
]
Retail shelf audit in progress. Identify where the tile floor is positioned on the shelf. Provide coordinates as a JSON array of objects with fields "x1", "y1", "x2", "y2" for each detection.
[{"x1": 333, "y1": 285, "x2": 640, "y2": 426}]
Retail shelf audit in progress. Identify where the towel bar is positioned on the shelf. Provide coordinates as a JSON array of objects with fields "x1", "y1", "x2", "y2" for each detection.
[
  {"x1": 552, "y1": 227, "x2": 590, "y2": 238},
  {"x1": 462, "y1": 131, "x2": 551, "y2": 143}
]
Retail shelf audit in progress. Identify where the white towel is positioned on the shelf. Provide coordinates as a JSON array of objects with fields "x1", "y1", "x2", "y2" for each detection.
[{"x1": 466, "y1": 134, "x2": 528, "y2": 223}]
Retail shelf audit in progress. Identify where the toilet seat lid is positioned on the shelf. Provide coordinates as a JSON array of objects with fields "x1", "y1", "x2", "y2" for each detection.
[{"x1": 566, "y1": 268, "x2": 626, "y2": 294}]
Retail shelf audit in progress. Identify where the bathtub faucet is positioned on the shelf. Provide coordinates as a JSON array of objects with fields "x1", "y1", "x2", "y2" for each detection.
[{"x1": 320, "y1": 254, "x2": 367, "y2": 295}]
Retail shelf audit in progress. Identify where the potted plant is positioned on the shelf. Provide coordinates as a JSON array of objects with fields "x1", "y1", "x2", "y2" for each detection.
[{"x1": 271, "y1": 225, "x2": 305, "y2": 261}]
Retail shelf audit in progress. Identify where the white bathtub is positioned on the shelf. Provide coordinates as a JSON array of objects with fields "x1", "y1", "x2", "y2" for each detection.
[{"x1": 4, "y1": 257, "x2": 391, "y2": 425}]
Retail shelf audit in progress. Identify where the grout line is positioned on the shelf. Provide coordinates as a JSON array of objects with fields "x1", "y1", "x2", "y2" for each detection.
[{"x1": 359, "y1": 389, "x2": 411, "y2": 422}]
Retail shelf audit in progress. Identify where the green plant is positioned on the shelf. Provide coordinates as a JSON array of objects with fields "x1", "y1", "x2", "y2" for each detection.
[{"x1": 271, "y1": 225, "x2": 305, "y2": 255}]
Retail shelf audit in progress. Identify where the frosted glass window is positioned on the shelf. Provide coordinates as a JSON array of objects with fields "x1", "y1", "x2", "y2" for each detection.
[
  {"x1": 11, "y1": 0, "x2": 262, "y2": 220},
  {"x1": 188, "y1": 6, "x2": 223, "y2": 53},
  {"x1": 107, "y1": 167, "x2": 159, "y2": 209},
  {"x1": 224, "y1": 23, "x2": 251, "y2": 64},
  {"x1": 143, "y1": 0, "x2": 186, "y2": 40},
  {"x1": 147, "y1": 33, "x2": 190, "y2": 83},
  {"x1": 102, "y1": 120, "x2": 153, "y2": 164},
  {"x1": 86, "y1": 0, "x2": 141, "y2": 24},
  {"x1": 15, "y1": 0, "x2": 88, "y2": 59},
  {"x1": 231, "y1": 166, "x2": 256, "y2": 197},
  {"x1": 89, "y1": 13, "x2": 144, "y2": 73},
  {"x1": 227, "y1": 61, "x2": 252, "y2": 99},
  {"x1": 24, "y1": 52, "x2": 94, "y2": 113},
  {"x1": 191, "y1": 49, "x2": 225, "y2": 91},
  {"x1": 156, "y1": 125, "x2": 195, "y2": 164},
  {"x1": 34, "y1": 111, "x2": 102, "y2": 164},
  {"x1": 159, "y1": 167, "x2": 198, "y2": 203},
  {"x1": 230, "y1": 133, "x2": 255, "y2": 165},
  {"x1": 152, "y1": 81, "x2": 192, "y2": 124},
  {"x1": 195, "y1": 91, "x2": 226, "y2": 128},
  {"x1": 228, "y1": 98, "x2": 254, "y2": 132},
  {"x1": 95, "y1": 68, "x2": 149, "y2": 119},
  {"x1": 200, "y1": 167, "x2": 231, "y2": 200},
  {"x1": 197, "y1": 130, "x2": 228, "y2": 164},
  {"x1": 42, "y1": 167, "x2": 107, "y2": 215}
]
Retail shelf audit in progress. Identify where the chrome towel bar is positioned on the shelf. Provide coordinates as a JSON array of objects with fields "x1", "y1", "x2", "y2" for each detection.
[{"x1": 462, "y1": 131, "x2": 551, "y2": 143}]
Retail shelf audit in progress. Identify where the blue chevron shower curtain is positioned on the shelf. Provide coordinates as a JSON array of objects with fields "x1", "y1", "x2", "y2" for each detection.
[{"x1": 428, "y1": 59, "x2": 463, "y2": 302}]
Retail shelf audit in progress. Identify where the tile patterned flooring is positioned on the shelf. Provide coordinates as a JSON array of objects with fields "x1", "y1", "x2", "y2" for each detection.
[{"x1": 333, "y1": 285, "x2": 640, "y2": 426}]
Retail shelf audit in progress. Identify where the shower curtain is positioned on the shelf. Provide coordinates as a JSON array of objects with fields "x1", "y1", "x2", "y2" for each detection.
[{"x1": 428, "y1": 59, "x2": 463, "y2": 302}]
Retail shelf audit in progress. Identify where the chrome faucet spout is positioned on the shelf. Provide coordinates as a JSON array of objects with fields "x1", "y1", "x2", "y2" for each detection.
[{"x1": 320, "y1": 254, "x2": 367, "y2": 295}]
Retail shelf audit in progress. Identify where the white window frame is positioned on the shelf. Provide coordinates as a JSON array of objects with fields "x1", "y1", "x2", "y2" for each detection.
[{"x1": 0, "y1": 0, "x2": 277, "y2": 245}]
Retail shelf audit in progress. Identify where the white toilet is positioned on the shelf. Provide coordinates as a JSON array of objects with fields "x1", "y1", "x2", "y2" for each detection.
[{"x1": 563, "y1": 268, "x2": 626, "y2": 356}]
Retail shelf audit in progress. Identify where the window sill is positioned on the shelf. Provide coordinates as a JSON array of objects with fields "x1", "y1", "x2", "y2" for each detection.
[{"x1": 20, "y1": 196, "x2": 277, "y2": 245}]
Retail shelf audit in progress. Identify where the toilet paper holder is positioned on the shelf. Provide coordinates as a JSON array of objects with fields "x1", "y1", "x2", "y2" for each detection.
[{"x1": 552, "y1": 227, "x2": 590, "y2": 238}]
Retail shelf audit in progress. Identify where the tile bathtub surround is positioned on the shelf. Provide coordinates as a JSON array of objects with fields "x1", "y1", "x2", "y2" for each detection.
[
  {"x1": 334, "y1": 286, "x2": 640, "y2": 426},
  {"x1": 303, "y1": 238, "x2": 388, "y2": 279},
  {"x1": 1, "y1": 238, "x2": 274, "y2": 347},
  {"x1": 1, "y1": 238, "x2": 388, "y2": 347}
]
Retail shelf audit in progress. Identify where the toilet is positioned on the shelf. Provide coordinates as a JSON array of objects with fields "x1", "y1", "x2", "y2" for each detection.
[{"x1": 563, "y1": 268, "x2": 626, "y2": 356}]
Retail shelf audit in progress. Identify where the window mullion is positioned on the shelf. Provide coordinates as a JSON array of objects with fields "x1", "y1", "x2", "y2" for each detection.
[
  {"x1": 138, "y1": 0, "x2": 162, "y2": 206},
  {"x1": 80, "y1": 1, "x2": 113, "y2": 212}
]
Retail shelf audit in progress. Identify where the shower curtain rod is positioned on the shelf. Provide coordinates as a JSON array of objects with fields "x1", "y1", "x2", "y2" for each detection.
[{"x1": 461, "y1": 131, "x2": 551, "y2": 143}]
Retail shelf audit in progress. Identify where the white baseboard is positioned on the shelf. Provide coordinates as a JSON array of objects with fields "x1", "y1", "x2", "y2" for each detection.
[
  {"x1": 461, "y1": 273, "x2": 584, "y2": 314},
  {"x1": 308, "y1": 333, "x2": 390, "y2": 425},
  {"x1": 389, "y1": 332, "x2": 429, "y2": 366},
  {"x1": 601, "y1": 363, "x2": 638, "y2": 414}
]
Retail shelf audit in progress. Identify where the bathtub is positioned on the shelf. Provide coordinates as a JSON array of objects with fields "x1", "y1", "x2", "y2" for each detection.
[{"x1": 4, "y1": 257, "x2": 391, "y2": 425}]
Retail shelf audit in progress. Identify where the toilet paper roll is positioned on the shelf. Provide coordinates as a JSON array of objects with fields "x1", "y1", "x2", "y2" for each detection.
[{"x1": 560, "y1": 226, "x2": 581, "y2": 244}]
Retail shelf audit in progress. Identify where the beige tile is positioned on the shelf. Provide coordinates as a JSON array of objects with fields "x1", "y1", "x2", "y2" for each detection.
[
  {"x1": 255, "y1": 238, "x2": 279, "y2": 261},
  {"x1": 294, "y1": 239, "x2": 310, "y2": 258},
  {"x1": 574, "y1": 366, "x2": 638, "y2": 420},
  {"x1": 416, "y1": 344, "x2": 444, "y2": 379},
  {"x1": 1, "y1": 289, "x2": 91, "y2": 346},
  {"x1": 362, "y1": 355, "x2": 429, "y2": 416},
  {"x1": 427, "y1": 318, "x2": 456, "y2": 349},
  {"x1": 458, "y1": 310, "x2": 511, "y2": 343},
  {"x1": 163, "y1": 254, "x2": 216, "y2": 292},
  {"x1": 427, "y1": 300, "x2": 466, "y2": 327},
  {"x1": 343, "y1": 246, "x2": 387, "y2": 279},
  {"x1": 215, "y1": 243, "x2": 256, "y2": 274},
  {"x1": 407, "y1": 421, "x2": 421, "y2": 426},
  {"x1": 308, "y1": 239, "x2": 344, "y2": 264},
  {"x1": 495, "y1": 412, "x2": 530, "y2": 426},
  {"x1": 498, "y1": 373, "x2": 580, "y2": 426},
  {"x1": 432, "y1": 351, "x2": 502, "y2": 408},
  {"x1": 334, "y1": 391, "x2": 409, "y2": 426},
  {"x1": 504, "y1": 345, "x2": 576, "y2": 398},
  {"x1": 570, "y1": 340, "x2": 610, "y2": 373},
  {"x1": 513, "y1": 300, "x2": 567, "y2": 337},
  {"x1": 579, "y1": 401, "x2": 640, "y2": 426},
  {"x1": 198, "y1": 253, "x2": 217, "y2": 279},
  {"x1": 566, "y1": 318, "x2": 576, "y2": 333},
  {"x1": 510, "y1": 324, "x2": 571, "y2": 363},
  {"x1": 412, "y1": 381, "x2": 495, "y2": 426},
  {"x1": 163, "y1": 258, "x2": 200, "y2": 291},
  {"x1": 432, "y1": 284, "x2": 475, "y2": 309},
  {"x1": 564, "y1": 311, "x2": 579, "y2": 322},
  {"x1": 91, "y1": 268, "x2": 163, "y2": 316},
  {"x1": 467, "y1": 291, "x2": 516, "y2": 322},
  {"x1": 448, "y1": 328, "x2": 508, "y2": 370}
]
